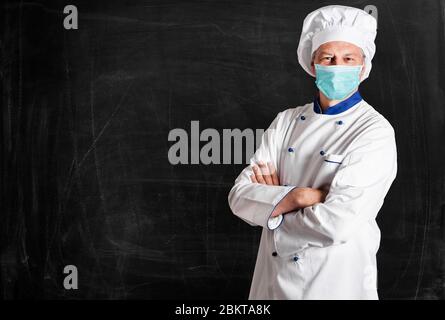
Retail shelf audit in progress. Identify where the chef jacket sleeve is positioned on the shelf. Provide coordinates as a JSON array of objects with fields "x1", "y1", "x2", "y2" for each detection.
[
  {"x1": 228, "y1": 109, "x2": 298, "y2": 229},
  {"x1": 274, "y1": 126, "x2": 398, "y2": 254}
]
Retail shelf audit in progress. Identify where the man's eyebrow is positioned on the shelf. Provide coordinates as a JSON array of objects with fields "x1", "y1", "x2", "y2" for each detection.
[
  {"x1": 343, "y1": 52, "x2": 361, "y2": 57},
  {"x1": 318, "y1": 51, "x2": 334, "y2": 56}
]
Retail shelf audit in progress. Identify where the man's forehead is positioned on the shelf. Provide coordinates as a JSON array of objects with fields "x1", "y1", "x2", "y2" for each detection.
[
  {"x1": 318, "y1": 50, "x2": 362, "y2": 56},
  {"x1": 316, "y1": 42, "x2": 363, "y2": 55}
]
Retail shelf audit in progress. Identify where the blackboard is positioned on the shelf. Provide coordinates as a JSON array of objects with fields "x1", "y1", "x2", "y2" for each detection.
[{"x1": 2, "y1": 0, "x2": 444, "y2": 299}]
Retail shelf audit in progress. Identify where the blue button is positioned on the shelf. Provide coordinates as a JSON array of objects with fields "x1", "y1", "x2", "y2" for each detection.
[
  {"x1": 320, "y1": 150, "x2": 325, "y2": 155},
  {"x1": 284, "y1": 184, "x2": 288, "y2": 186},
  {"x1": 300, "y1": 115, "x2": 306, "y2": 120},
  {"x1": 337, "y1": 120, "x2": 343, "y2": 125},
  {"x1": 288, "y1": 147, "x2": 294, "y2": 153},
  {"x1": 293, "y1": 256, "x2": 299, "y2": 262}
]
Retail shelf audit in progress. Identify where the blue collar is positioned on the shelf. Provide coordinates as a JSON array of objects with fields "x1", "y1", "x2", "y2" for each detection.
[{"x1": 313, "y1": 91, "x2": 363, "y2": 115}]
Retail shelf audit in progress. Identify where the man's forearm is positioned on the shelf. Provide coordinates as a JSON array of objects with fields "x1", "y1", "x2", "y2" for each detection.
[{"x1": 271, "y1": 187, "x2": 327, "y2": 217}]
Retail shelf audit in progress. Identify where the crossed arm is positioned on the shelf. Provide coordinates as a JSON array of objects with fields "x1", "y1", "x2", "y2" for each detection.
[
  {"x1": 249, "y1": 161, "x2": 328, "y2": 217},
  {"x1": 229, "y1": 108, "x2": 397, "y2": 253}
]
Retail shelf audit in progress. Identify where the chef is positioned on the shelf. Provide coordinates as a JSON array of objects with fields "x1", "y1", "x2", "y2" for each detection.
[{"x1": 228, "y1": 5, "x2": 398, "y2": 299}]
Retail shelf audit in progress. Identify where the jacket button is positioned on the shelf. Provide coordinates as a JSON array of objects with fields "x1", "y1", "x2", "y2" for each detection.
[
  {"x1": 293, "y1": 256, "x2": 299, "y2": 262},
  {"x1": 288, "y1": 147, "x2": 294, "y2": 153},
  {"x1": 272, "y1": 251, "x2": 278, "y2": 257},
  {"x1": 300, "y1": 115, "x2": 306, "y2": 120},
  {"x1": 337, "y1": 120, "x2": 343, "y2": 125},
  {"x1": 320, "y1": 150, "x2": 325, "y2": 155}
]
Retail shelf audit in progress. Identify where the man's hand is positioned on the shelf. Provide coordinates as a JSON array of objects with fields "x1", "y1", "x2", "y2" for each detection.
[
  {"x1": 250, "y1": 161, "x2": 280, "y2": 185},
  {"x1": 295, "y1": 187, "x2": 329, "y2": 209}
]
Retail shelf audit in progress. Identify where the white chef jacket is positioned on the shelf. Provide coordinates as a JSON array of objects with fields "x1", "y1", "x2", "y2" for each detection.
[{"x1": 228, "y1": 91, "x2": 397, "y2": 300}]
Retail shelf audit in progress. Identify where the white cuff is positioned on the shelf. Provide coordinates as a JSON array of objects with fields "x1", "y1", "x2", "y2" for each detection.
[{"x1": 267, "y1": 214, "x2": 284, "y2": 230}]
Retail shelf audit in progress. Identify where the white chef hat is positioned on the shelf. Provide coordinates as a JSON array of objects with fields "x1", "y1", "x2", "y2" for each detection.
[{"x1": 297, "y1": 5, "x2": 377, "y2": 82}]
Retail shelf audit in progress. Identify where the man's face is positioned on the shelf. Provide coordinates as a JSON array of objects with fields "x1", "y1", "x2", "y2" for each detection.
[{"x1": 311, "y1": 41, "x2": 366, "y2": 79}]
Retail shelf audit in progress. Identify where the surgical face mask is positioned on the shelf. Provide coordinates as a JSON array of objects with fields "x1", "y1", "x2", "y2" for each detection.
[{"x1": 314, "y1": 64, "x2": 363, "y2": 100}]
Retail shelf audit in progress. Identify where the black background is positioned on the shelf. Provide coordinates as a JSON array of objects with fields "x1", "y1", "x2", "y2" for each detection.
[{"x1": 2, "y1": 0, "x2": 444, "y2": 299}]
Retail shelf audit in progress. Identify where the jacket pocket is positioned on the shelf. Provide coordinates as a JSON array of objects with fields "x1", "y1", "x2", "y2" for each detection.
[
  {"x1": 312, "y1": 153, "x2": 345, "y2": 189},
  {"x1": 323, "y1": 153, "x2": 345, "y2": 164}
]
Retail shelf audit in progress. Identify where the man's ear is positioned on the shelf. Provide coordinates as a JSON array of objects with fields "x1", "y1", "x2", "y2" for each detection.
[
  {"x1": 359, "y1": 64, "x2": 366, "y2": 81},
  {"x1": 310, "y1": 50, "x2": 317, "y2": 75},
  {"x1": 310, "y1": 59, "x2": 315, "y2": 75}
]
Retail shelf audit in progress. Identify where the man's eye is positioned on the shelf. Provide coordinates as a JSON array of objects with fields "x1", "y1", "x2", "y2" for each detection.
[{"x1": 322, "y1": 57, "x2": 332, "y2": 60}]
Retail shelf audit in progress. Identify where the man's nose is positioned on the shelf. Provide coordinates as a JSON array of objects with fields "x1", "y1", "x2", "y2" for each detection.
[{"x1": 331, "y1": 60, "x2": 346, "y2": 66}]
